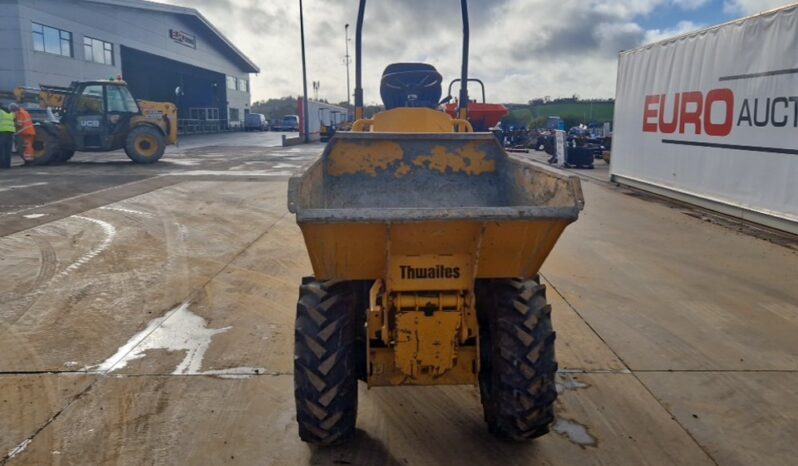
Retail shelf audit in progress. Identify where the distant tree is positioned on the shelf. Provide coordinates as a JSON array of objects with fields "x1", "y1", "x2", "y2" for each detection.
[
  {"x1": 562, "y1": 115, "x2": 583, "y2": 129},
  {"x1": 335, "y1": 101, "x2": 384, "y2": 118},
  {"x1": 528, "y1": 116, "x2": 547, "y2": 129}
]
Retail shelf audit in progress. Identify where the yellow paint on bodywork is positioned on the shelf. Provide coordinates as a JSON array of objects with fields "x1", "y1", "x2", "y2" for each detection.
[
  {"x1": 136, "y1": 100, "x2": 178, "y2": 144},
  {"x1": 413, "y1": 143, "x2": 496, "y2": 175},
  {"x1": 395, "y1": 310, "x2": 461, "y2": 379},
  {"x1": 368, "y1": 346, "x2": 478, "y2": 386},
  {"x1": 370, "y1": 108, "x2": 460, "y2": 133},
  {"x1": 301, "y1": 220, "x2": 566, "y2": 281},
  {"x1": 394, "y1": 162, "x2": 411, "y2": 177},
  {"x1": 327, "y1": 141, "x2": 404, "y2": 176}
]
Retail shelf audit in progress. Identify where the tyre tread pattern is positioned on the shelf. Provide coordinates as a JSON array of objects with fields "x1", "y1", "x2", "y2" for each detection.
[
  {"x1": 294, "y1": 278, "x2": 358, "y2": 445},
  {"x1": 479, "y1": 277, "x2": 557, "y2": 440}
]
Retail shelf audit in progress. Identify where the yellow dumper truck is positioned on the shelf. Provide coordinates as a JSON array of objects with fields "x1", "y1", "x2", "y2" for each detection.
[{"x1": 288, "y1": 0, "x2": 584, "y2": 444}]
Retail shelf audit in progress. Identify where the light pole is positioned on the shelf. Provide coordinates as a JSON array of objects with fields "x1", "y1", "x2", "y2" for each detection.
[
  {"x1": 345, "y1": 23, "x2": 352, "y2": 121},
  {"x1": 299, "y1": 0, "x2": 310, "y2": 142}
]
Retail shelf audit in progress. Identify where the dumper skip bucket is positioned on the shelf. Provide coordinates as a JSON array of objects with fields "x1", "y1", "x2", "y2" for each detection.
[{"x1": 288, "y1": 132, "x2": 584, "y2": 281}]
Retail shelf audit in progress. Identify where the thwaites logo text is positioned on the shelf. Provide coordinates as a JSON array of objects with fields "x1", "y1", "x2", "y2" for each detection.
[
  {"x1": 399, "y1": 265, "x2": 461, "y2": 280},
  {"x1": 642, "y1": 89, "x2": 798, "y2": 136}
]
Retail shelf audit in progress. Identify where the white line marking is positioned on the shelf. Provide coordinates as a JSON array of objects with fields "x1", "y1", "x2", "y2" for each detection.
[
  {"x1": 22, "y1": 213, "x2": 48, "y2": 219},
  {"x1": 164, "y1": 159, "x2": 202, "y2": 166},
  {"x1": 165, "y1": 170, "x2": 294, "y2": 177},
  {"x1": 99, "y1": 206, "x2": 152, "y2": 217},
  {"x1": 200, "y1": 367, "x2": 267, "y2": 379},
  {"x1": 0, "y1": 182, "x2": 48, "y2": 193},
  {"x1": 54, "y1": 216, "x2": 116, "y2": 280}
]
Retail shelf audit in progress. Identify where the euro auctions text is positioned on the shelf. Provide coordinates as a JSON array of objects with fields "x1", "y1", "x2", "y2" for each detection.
[{"x1": 643, "y1": 90, "x2": 798, "y2": 136}]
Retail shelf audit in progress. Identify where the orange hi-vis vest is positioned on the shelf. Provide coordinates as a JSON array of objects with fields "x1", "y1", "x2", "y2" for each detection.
[{"x1": 16, "y1": 108, "x2": 35, "y2": 136}]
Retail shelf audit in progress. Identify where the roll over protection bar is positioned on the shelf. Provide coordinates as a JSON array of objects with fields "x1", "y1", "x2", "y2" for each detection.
[{"x1": 354, "y1": 0, "x2": 471, "y2": 121}]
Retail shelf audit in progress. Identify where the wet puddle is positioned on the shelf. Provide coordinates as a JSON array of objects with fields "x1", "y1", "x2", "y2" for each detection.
[
  {"x1": 554, "y1": 373, "x2": 597, "y2": 447},
  {"x1": 552, "y1": 417, "x2": 597, "y2": 447},
  {"x1": 88, "y1": 302, "x2": 263, "y2": 376},
  {"x1": 556, "y1": 373, "x2": 590, "y2": 394},
  {"x1": 6, "y1": 438, "x2": 31, "y2": 461}
]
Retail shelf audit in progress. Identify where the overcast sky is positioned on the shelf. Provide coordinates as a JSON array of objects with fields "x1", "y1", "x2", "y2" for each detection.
[{"x1": 159, "y1": 0, "x2": 794, "y2": 104}]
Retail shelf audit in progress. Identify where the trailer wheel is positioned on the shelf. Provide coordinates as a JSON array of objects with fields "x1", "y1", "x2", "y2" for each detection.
[
  {"x1": 294, "y1": 278, "x2": 358, "y2": 445},
  {"x1": 477, "y1": 277, "x2": 557, "y2": 440},
  {"x1": 25, "y1": 131, "x2": 60, "y2": 166},
  {"x1": 125, "y1": 126, "x2": 165, "y2": 164}
]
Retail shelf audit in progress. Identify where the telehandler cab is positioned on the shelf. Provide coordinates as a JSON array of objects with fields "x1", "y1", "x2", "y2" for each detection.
[{"x1": 288, "y1": 0, "x2": 584, "y2": 445}]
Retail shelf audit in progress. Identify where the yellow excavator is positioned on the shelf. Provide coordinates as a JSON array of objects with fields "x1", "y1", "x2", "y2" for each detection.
[
  {"x1": 288, "y1": 0, "x2": 584, "y2": 445},
  {"x1": 11, "y1": 80, "x2": 177, "y2": 165}
]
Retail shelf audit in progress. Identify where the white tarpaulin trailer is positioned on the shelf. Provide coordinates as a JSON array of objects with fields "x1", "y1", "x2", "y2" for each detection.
[
  {"x1": 298, "y1": 101, "x2": 349, "y2": 141},
  {"x1": 611, "y1": 4, "x2": 798, "y2": 234}
]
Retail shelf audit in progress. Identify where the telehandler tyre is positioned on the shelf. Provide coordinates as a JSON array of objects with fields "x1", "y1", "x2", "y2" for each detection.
[
  {"x1": 477, "y1": 277, "x2": 557, "y2": 440},
  {"x1": 25, "y1": 130, "x2": 60, "y2": 166},
  {"x1": 125, "y1": 126, "x2": 165, "y2": 164},
  {"x1": 56, "y1": 150, "x2": 75, "y2": 163},
  {"x1": 294, "y1": 278, "x2": 358, "y2": 445}
]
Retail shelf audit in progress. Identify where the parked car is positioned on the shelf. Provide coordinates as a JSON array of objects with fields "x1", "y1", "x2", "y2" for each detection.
[
  {"x1": 272, "y1": 115, "x2": 300, "y2": 132},
  {"x1": 245, "y1": 113, "x2": 268, "y2": 131}
]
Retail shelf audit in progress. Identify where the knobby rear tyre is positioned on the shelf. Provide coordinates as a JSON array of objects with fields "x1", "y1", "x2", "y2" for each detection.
[
  {"x1": 294, "y1": 278, "x2": 358, "y2": 445},
  {"x1": 25, "y1": 130, "x2": 60, "y2": 166},
  {"x1": 477, "y1": 277, "x2": 558, "y2": 440},
  {"x1": 56, "y1": 149, "x2": 75, "y2": 163}
]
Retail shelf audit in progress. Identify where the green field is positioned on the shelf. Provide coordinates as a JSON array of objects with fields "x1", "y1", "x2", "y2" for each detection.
[{"x1": 506, "y1": 101, "x2": 614, "y2": 127}]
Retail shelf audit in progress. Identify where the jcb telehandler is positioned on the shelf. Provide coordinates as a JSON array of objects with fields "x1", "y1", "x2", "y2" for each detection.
[
  {"x1": 12, "y1": 80, "x2": 177, "y2": 165},
  {"x1": 288, "y1": 0, "x2": 584, "y2": 444}
]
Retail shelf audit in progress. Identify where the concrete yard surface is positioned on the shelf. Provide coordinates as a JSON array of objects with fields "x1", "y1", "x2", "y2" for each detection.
[{"x1": 1, "y1": 134, "x2": 796, "y2": 465}]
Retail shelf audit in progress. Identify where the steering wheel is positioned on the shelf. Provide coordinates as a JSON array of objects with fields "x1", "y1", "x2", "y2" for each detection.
[{"x1": 381, "y1": 70, "x2": 443, "y2": 94}]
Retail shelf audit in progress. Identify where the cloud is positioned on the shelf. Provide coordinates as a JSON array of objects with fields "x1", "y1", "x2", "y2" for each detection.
[
  {"x1": 643, "y1": 20, "x2": 704, "y2": 43},
  {"x1": 156, "y1": 0, "x2": 726, "y2": 103},
  {"x1": 722, "y1": 0, "x2": 795, "y2": 15},
  {"x1": 672, "y1": 0, "x2": 711, "y2": 10}
]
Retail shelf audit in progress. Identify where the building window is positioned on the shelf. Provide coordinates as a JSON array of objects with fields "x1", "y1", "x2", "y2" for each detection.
[
  {"x1": 32, "y1": 22, "x2": 72, "y2": 57},
  {"x1": 230, "y1": 108, "x2": 240, "y2": 122},
  {"x1": 84, "y1": 37, "x2": 114, "y2": 65},
  {"x1": 227, "y1": 76, "x2": 237, "y2": 91},
  {"x1": 238, "y1": 78, "x2": 248, "y2": 93}
]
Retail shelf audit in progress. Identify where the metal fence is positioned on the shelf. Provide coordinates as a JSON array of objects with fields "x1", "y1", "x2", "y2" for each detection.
[{"x1": 178, "y1": 107, "x2": 243, "y2": 135}]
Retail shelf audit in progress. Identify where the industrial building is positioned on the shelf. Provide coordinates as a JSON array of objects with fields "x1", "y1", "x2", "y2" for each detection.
[{"x1": 0, "y1": 0, "x2": 259, "y2": 132}]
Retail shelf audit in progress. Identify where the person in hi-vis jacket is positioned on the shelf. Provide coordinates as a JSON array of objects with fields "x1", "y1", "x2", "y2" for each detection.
[{"x1": 9, "y1": 103, "x2": 36, "y2": 162}]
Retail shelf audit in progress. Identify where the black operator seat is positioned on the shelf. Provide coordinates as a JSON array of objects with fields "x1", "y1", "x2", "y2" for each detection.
[{"x1": 380, "y1": 63, "x2": 443, "y2": 110}]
